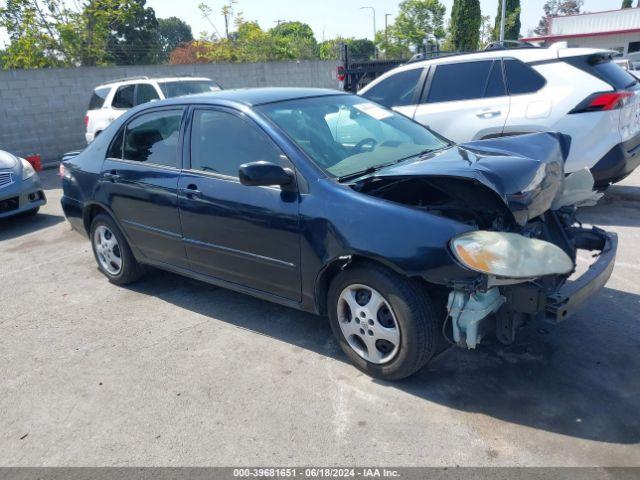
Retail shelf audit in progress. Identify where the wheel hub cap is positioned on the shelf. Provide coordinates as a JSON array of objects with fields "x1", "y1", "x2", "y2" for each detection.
[
  {"x1": 337, "y1": 284, "x2": 400, "y2": 364},
  {"x1": 93, "y1": 225, "x2": 122, "y2": 276}
]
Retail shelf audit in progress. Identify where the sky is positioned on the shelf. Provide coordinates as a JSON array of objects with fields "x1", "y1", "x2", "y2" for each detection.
[{"x1": 0, "y1": 0, "x2": 631, "y2": 46}]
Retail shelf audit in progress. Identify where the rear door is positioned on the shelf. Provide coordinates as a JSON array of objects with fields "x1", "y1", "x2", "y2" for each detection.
[
  {"x1": 100, "y1": 107, "x2": 188, "y2": 268},
  {"x1": 360, "y1": 67, "x2": 427, "y2": 119},
  {"x1": 500, "y1": 58, "x2": 551, "y2": 135},
  {"x1": 178, "y1": 107, "x2": 302, "y2": 301},
  {"x1": 412, "y1": 60, "x2": 510, "y2": 142}
]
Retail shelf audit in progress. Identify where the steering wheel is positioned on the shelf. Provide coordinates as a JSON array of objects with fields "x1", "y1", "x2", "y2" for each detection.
[{"x1": 353, "y1": 137, "x2": 378, "y2": 154}]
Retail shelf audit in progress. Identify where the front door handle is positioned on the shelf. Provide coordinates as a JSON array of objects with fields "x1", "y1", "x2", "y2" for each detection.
[
  {"x1": 103, "y1": 170, "x2": 120, "y2": 182},
  {"x1": 476, "y1": 108, "x2": 501, "y2": 119},
  {"x1": 180, "y1": 185, "x2": 202, "y2": 198}
]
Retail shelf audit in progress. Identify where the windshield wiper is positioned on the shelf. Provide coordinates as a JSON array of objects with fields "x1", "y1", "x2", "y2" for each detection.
[{"x1": 337, "y1": 166, "x2": 379, "y2": 183}]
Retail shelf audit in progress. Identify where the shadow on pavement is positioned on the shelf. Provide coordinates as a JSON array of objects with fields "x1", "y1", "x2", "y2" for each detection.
[
  {"x1": 580, "y1": 184, "x2": 640, "y2": 227},
  {"x1": 126, "y1": 270, "x2": 640, "y2": 445},
  {"x1": 0, "y1": 213, "x2": 64, "y2": 241}
]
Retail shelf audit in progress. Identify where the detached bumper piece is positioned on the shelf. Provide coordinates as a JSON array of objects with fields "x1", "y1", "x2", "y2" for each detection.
[{"x1": 545, "y1": 227, "x2": 617, "y2": 323}]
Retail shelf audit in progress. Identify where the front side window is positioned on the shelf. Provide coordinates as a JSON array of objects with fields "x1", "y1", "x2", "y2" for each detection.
[
  {"x1": 121, "y1": 109, "x2": 183, "y2": 167},
  {"x1": 190, "y1": 110, "x2": 284, "y2": 177},
  {"x1": 427, "y1": 61, "x2": 494, "y2": 103},
  {"x1": 135, "y1": 84, "x2": 160, "y2": 105},
  {"x1": 504, "y1": 59, "x2": 546, "y2": 95},
  {"x1": 361, "y1": 68, "x2": 423, "y2": 108},
  {"x1": 159, "y1": 80, "x2": 221, "y2": 99},
  {"x1": 112, "y1": 84, "x2": 135, "y2": 109},
  {"x1": 259, "y1": 95, "x2": 449, "y2": 179}
]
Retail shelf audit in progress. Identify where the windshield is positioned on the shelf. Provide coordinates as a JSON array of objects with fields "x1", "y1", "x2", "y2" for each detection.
[
  {"x1": 158, "y1": 80, "x2": 221, "y2": 98},
  {"x1": 258, "y1": 95, "x2": 449, "y2": 179}
]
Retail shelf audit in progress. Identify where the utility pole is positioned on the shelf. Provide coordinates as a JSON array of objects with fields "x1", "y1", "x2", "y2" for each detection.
[
  {"x1": 499, "y1": 0, "x2": 507, "y2": 41},
  {"x1": 275, "y1": 19, "x2": 286, "y2": 27},
  {"x1": 360, "y1": 6, "x2": 377, "y2": 58},
  {"x1": 384, "y1": 13, "x2": 392, "y2": 45}
]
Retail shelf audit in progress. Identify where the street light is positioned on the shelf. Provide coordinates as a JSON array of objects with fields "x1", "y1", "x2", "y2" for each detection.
[
  {"x1": 384, "y1": 13, "x2": 392, "y2": 45},
  {"x1": 360, "y1": 6, "x2": 376, "y2": 42}
]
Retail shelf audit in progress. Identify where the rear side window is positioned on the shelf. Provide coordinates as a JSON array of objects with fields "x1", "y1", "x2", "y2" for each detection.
[
  {"x1": 427, "y1": 61, "x2": 495, "y2": 103},
  {"x1": 135, "y1": 84, "x2": 160, "y2": 105},
  {"x1": 88, "y1": 87, "x2": 110, "y2": 110},
  {"x1": 504, "y1": 59, "x2": 546, "y2": 95},
  {"x1": 112, "y1": 84, "x2": 135, "y2": 109},
  {"x1": 361, "y1": 68, "x2": 423, "y2": 108},
  {"x1": 122, "y1": 109, "x2": 184, "y2": 167},
  {"x1": 485, "y1": 60, "x2": 506, "y2": 98}
]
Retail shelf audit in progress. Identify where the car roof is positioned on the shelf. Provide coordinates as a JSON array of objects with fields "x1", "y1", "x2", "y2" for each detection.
[
  {"x1": 360, "y1": 46, "x2": 612, "y2": 93},
  {"x1": 97, "y1": 76, "x2": 214, "y2": 88},
  {"x1": 151, "y1": 87, "x2": 346, "y2": 108}
]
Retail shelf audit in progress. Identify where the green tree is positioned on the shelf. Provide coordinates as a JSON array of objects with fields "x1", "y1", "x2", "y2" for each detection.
[
  {"x1": 374, "y1": 30, "x2": 412, "y2": 59},
  {"x1": 622, "y1": 0, "x2": 633, "y2": 7},
  {"x1": 106, "y1": 0, "x2": 160, "y2": 65},
  {"x1": 393, "y1": 0, "x2": 446, "y2": 51},
  {"x1": 534, "y1": 1, "x2": 583, "y2": 36},
  {"x1": 0, "y1": 0, "x2": 157, "y2": 68},
  {"x1": 157, "y1": 17, "x2": 193, "y2": 62},
  {"x1": 493, "y1": 0, "x2": 521, "y2": 41},
  {"x1": 318, "y1": 37, "x2": 376, "y2": 60},
  {"x1": 269, "y1": 21, "x2": 318, "y2": 60},
  {"x1": 449, "y1": 0, "x2": 481, "y2": 51}
]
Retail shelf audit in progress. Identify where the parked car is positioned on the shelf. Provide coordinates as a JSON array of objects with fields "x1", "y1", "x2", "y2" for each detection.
[
  {"x1": 60, "y1": 88, "x2": 616, "y2": 380},
  {"x1": 85, "y1": 76, "x2": 222, "y2": 144},
  {"x1": 614, "y1": 58, "x2": 640, "y2": 80},
  {"x1": 358, "y1": 46, "x2": 640, "y2": 188},
  {"x1": 0, "y1": 149, "x2": 46, "y2": 219}
]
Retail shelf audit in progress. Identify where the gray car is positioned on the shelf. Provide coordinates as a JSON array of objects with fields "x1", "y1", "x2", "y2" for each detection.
[{"x1": 0, "y1": 149, "x2": 47, "y2": 219}]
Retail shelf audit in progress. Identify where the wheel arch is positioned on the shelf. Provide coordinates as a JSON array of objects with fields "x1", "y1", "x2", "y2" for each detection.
[{"x1": 313, "y1": 253, "x2": 437, "y2": 316}]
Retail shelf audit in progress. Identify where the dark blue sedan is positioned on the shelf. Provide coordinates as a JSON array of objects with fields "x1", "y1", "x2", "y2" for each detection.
[{"x1": 61, "y1": 88, "x2": 616, "y2": 380}]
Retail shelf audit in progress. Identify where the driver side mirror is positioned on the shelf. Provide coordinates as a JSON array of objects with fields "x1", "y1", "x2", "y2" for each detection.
[{"x1": 239, "y1": 161, "x2": 294, "y2": 187}]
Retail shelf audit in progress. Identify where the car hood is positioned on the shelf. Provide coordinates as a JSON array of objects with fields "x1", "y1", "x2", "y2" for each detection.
[
  {"x1": 0, "y1": 150, "x2": 18, "y2": 170},
  {"x1": 369, "y1": 132, "x2": 569, "y2": 226}
]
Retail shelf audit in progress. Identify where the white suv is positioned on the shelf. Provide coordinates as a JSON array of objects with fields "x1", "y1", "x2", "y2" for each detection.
[
  {"x1": 359, "y1": 46, "x2": 640, "y2": 187},
  {"x1": 84, "y1": 76, "x2": 221, "y2": 144}
]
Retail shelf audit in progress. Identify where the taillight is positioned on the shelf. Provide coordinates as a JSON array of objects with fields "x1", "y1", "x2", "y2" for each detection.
[
  {"x1": 59, "y1": 163, "x2": 66, "y2": 178},
  {"x1": 84, "y1": 115, "x2": 89, "y2": 127},
  {"x1": 570, "y1": 91, "x2": 634, "y2": 113}
]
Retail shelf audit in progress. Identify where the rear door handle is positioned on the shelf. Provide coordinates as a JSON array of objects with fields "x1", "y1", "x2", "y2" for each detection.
[
  {"x1": 476, "y1": 109, "x2": 501, "y2": 119},
  {"x1": 103, "y1": 171, "x2": 120, "y2": 182},
  {"x1": 180, "y1": 185, "x2": 202, "y2": 198}
]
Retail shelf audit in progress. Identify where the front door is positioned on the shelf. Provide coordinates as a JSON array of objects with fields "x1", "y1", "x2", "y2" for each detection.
[
  {"x1": 100, "y1": 107, "x2": 188, "y2": 268},
  {"x1": 178, "y1": 108, "x2": 301, "y2": 301}
]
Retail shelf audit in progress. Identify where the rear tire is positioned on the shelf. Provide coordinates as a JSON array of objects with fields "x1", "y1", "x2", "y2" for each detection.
[
  {"x1": 90, "y1": 214, "x2": 145, "y2": 285},
  {"x1": 327, "y1": 262, "x2": 438, "y2": 380}
]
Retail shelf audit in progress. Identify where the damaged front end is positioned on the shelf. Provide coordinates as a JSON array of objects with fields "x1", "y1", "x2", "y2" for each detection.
[{"x1": 353, "y1": 132, "x2": 617, "y2": 350}]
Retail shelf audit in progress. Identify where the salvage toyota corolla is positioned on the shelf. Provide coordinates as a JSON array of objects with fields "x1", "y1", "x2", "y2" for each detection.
[{"x1": 60, "y1": 88, "x2": 617, "y2": 380}]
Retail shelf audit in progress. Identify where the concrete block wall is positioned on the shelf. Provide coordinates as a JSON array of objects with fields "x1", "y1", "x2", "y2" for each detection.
[{"x1": 0, "y1": 60, "x2": 340, "y2": 163}]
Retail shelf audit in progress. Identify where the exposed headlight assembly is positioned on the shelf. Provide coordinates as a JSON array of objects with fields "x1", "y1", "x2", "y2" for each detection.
[
  {"x1": 20, "y1": 158, "x2": 36, "y2": 180},
  {"x1": 451, "y1": 231, "x2": 574, "y2": 279}
]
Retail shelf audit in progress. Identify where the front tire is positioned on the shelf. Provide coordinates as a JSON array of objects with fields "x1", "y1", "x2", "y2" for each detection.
[
  {"x1": 327, "y1": 262, "x2": 438, "y2": 380},
  {"x1": 90, "y1": 214, "x2": 145, "y2": 285}
]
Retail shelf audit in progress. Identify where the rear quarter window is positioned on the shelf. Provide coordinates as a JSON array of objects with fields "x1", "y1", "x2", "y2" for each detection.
[
  {"x1": 504, "y1": 59, "x2": 546, "y2": 95},
  {"x1": 88, "y1": 87, "x2": 110, "y2": 110}
]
